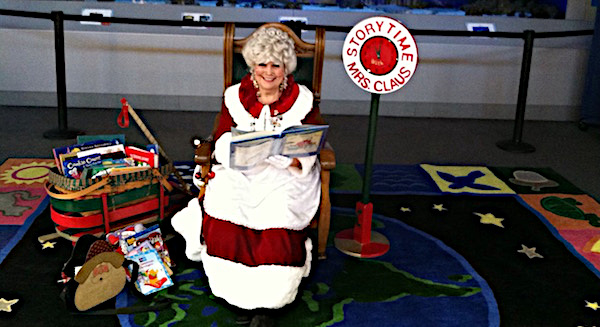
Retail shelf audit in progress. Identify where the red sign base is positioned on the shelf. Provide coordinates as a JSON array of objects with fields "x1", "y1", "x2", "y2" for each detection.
[{"x1": 334, "y1": 202, "x2": 390, "y2": 258}]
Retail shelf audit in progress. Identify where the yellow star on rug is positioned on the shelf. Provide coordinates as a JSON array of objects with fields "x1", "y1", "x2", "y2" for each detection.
[
  {"x1": 0, "y1": 298, "x2": 18, "y2": 312},
  {"x1": 518, "y1": 244, "x2": 544, "y2": 259},
  {"x1": 585, "y1": 300, "x2": 600, "y2": 311},
  {"x1": 474, "y1": 212, "x2": 504, "y2": 228},
  {"x1": 432, "y1": 204, "x2": 447, "y2": 212},
  {"x1": 41, "y1": 241, "x2": 56, "y2": 249},
  {"x1": 400, "y1": 207, "x2": 411, "y2": 213}
]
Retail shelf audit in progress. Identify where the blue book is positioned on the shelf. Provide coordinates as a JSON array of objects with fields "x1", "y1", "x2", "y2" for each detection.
[
  {"x1": 126, "y1": 249, "x2": 174, "y2": 296},
  {"x1": 61, "y1": 153, "x2": 103, "y2": 179}
]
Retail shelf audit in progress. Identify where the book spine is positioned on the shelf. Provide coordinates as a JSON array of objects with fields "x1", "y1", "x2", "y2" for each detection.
[{"x1": 52, "y1": 147, "x2": 68, "y2": 174}]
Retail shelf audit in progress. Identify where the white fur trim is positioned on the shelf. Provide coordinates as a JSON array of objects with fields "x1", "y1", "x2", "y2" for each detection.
[
  {"x1": 201, "y1": 238, "x2": 312, "y2": 310},
  {"x1": 223, "y1": 83, "x2": 314, "y2": 132},
  {"x1": 224, "y1": 84, "x2": 255, "y2": 128},
  {"x1": 203, "y1": 163, "x2": 320, "y2": 231},
  {"x1": 170, "y1": 198, "x2": 204, "y2": 262},
  {"x1": 287, "y1": 155, "x2": 317, "y2": 178},
  {"x1": 214, "y1": 132, "x2": 232, "y2": 167},
  {"x1": 281, "y1": 85, "x2": 313, "y2": 124}
]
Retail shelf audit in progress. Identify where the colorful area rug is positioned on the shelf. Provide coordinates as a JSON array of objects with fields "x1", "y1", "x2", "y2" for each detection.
[
  {"x1": 0, "y1": 158, "x2": 54, "y2": 264},
  {"x1": 2, "y1": 161, "x2": 600, "y2": 326},
  {"x1": 114, "y1": 163, "x2": 600, "y2": 326}
]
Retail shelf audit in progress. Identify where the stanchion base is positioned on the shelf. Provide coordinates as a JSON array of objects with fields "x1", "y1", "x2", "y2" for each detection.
[
  {"x1": 496, "y1": 140, "x2": 535, "y2": 153},
  {"x1": 43, "y1": 128, "x2": 84, "y2": 140},
  {"x1": 334, "y1": 229, "x2": 390, "y2": 258}
]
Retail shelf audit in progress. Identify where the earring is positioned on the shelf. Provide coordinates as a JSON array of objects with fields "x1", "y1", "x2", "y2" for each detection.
[
  {"x1": 279, "y1": 75, "x2": 288, "y2": 92},
  {"x1": 251, "y1": 71, "x2": 261, "y2": 98}
]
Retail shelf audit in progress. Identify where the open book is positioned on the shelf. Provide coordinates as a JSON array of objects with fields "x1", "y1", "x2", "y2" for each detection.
[{"x1": 230, "y1": 124, "x2": 328, "y2": 170}]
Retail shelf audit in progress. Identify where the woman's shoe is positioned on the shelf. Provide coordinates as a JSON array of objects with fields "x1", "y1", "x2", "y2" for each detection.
[
  {"x1": 235, "y1": 314, "x2": 252, "y2": 325},
  {"x1": 249, "y1": 314, "x2": 275, "y2": 327}
]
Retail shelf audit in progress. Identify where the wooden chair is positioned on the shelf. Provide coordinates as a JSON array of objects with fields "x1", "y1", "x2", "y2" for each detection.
[{"x1": 194, "y1": 22, "x2": 335, "y2": 259}]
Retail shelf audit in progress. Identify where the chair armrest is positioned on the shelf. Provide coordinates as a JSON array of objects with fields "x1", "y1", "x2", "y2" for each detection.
[
  {"x1": 319, "y1": 142, "x2": 336, "y2": 171},
  {"x1": 194, "y1": 142, "x2": 212, "y2": 165}
]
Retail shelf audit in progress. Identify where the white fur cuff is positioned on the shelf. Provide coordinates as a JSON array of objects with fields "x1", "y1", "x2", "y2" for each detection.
[
  {"x1": 171, "y1": 198, "x2": 204, "y2": 261},
  {"x1": 287, "y1": 155, "x2": 317, "y2": 178}
]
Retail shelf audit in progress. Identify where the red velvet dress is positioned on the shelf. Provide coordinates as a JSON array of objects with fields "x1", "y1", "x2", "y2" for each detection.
[{"x1": 172, "y1": 74, "x2": 323, "y2": 310}]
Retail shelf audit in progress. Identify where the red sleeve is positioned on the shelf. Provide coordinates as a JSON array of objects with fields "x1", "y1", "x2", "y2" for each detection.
[
  {"x1": 213, "y1": 100, "x2": 236, "y2": 141},
  {"x1": 301, "y1": 102, "x2": 326, "y2": 125}
]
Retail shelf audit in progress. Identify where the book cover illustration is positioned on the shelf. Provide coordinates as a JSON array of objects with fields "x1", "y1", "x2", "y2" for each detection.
[
  {"x1": 126, "y1": 240, "x2": 153, "y2": 257},
  {"x1": 125, "y1": 146, "x2": 159, "y2": 168},
  {"x1": 106, "y1": 223, "x2": 144, "y2": 255},
  {"x1": 126, "y1": 249, "x2": 174, "y2": 296},
  {"x1": 61, "y1": 153, "x2": 103, "y2": 179},
  {"x1": 123, "y1": 224, "x2": 173, "y2": 268},
  {"x1": 230, "y1": 124, "x2": 328, "y2": 170}
]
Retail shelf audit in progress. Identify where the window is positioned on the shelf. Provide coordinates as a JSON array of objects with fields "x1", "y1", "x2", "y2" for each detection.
[{"x1": 158, "y1": 0, "x2": 566, "y2": 19}]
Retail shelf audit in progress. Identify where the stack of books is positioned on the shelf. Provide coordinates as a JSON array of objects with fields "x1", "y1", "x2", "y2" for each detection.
[
  {"x1": 51, "y1": 134, "x2": 160, "y2": 179},
  {"x1": 106, "y1": 223, "x2": 174, "y2": 296}
]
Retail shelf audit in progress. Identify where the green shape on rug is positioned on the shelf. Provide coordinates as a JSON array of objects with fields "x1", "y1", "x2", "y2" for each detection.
[
  {"x1": 278, "y1": 258, "x2": 480, "y2": 326},
  {"x1": 541, "y1": 196, "x2": 600, "y2": 227}
]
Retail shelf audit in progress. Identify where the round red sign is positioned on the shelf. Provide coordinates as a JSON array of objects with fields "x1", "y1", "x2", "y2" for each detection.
[{"x1": 342, "y1": 16, "x2": 419, "y2": 94}]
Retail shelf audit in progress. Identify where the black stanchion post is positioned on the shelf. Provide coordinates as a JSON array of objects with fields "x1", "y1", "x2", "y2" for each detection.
[
  {"x1": 497, "y1": 29, "x2": 535, "y2": 153},
  {"x1": 43, "y1": 10, "x2": 83, "y2": 139}
]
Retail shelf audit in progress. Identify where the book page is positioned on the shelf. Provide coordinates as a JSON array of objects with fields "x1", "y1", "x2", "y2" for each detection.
[
  {"x1": 281, "y1": 129, "x2": 326, "y2": 157},
  {"x1": 231, "y1": 138, "x2": 275, "y2": 169},
  {"x1": 228, "y1": 125, "x2": 328, "y2": 169},
  {"x1": 231, "y1": 129, "x2": 278, "y2": 142}
]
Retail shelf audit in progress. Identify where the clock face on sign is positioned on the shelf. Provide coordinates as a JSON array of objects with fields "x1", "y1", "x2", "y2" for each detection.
[
  {"x1": 360, "y1": 36, "x2": 398, "y2": 76},
  {"x1": 342, "y1": 16, "x2": 419, "y2": 94}
]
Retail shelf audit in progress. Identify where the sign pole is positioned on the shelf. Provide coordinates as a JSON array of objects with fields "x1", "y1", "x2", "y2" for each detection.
[
  {"x1": 334, "y1": 93, "x2": 390, "y2": 258},
  {"x1": 335, "y1": 16, "x2": 419, "y2": 258},
  {"x1": 362, "y1": 93, "x2": 379, "y2": 204}
]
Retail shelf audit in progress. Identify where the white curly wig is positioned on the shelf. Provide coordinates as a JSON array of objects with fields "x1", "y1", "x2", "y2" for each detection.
[{"x1": 241, "y1": 26, "x2": 297, "y2": 75}]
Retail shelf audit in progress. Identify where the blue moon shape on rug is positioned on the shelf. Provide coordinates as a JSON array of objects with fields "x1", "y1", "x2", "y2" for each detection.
[{"x1": 311, "y1": 207, "x2": 500, "y2": 327}]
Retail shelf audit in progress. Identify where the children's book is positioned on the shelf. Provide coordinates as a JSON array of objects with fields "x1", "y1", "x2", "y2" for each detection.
[
  {"x1": 146, "y1": 144, "x2": 160, "y2": 156},
  {"x1": 123, "y1": 224, "x2": 173, "y2": 268},
  {"x1": 61, "y1": 151, "x2": 129, "y2": 179},
  {"x1": 126, "y1": 240, "x2": 153, "y2": 257},
  {"x1": 74, "y1": 144, "x2": 125, "y2": 159},
  {"x1": 52, "y1": 139, "x2": 122, "y2": 174},
  {"x1": 81, "y1": 157, "x2": 136, "y2": 180},
  {"x1": 126, "y1": 248, "x2": 174, "y2": 296},
  {"x1": 125, "y1": 146, "x2": 159, "y2": 168},
  {"x1": 230, "y1": 124, "x2": 328, "y2": 170},
  {"x1": 106, "y1": 223, "x2": 142, "y2": 254},
  {"x1": 61, "y1": 153, "x2": 103, "y2": 179}
]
